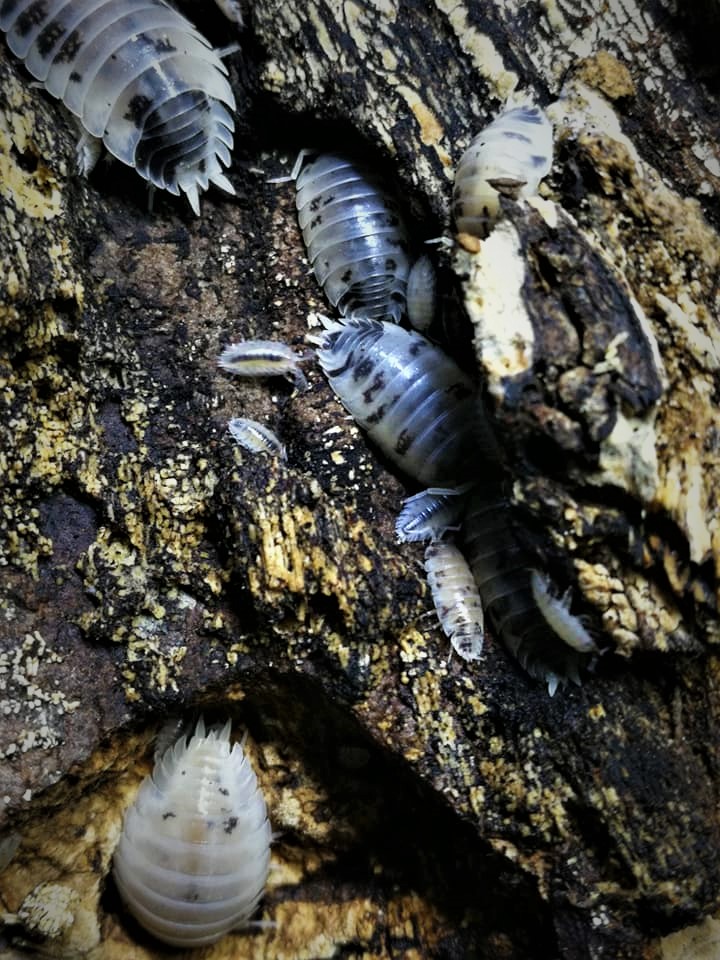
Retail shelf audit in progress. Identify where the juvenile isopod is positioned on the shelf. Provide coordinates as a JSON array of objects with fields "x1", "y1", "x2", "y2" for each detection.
[
  {"x1": 0, "y1": 0, "x2": 237, "y2": 213},
  {"x1": 310, "y1": 317, "x2": 477, "y2": 486},
  {"x1": 424, "y1": 540, "x2": 484, "y2": 661},
  {"x1": 454, "y1": 101, "x2": 553, "y2": 237},
  {"x1": 228, "y1": 417, "x2": 286, "y2": 460},
  {"x1": 406, "y1": 254, "x2": 437, "y2": 331},
  {"x1": 530, "y1": 569, "x2": 597, "y2": 654},
  {"x1": 112, "y1": 717, "x2": 271, "y2": 948},
  {"x1": 294, "y1": 153, "x2": 411, "y2": 321},
  {"x1": 217, "y1": 340, "x2": 308, "y2": 391},
  {"x1": 462, "y1": 485, "x2": 585, "y2": 695}
]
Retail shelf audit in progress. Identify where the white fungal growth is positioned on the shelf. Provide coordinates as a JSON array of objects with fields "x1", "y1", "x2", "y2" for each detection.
[
  {"x1": 295, "y1": 153, "x2": 411, "y2": 321},
  {"x1": 112, "y1": 717, "x2": 271, "y2": 948},
  {"x1": 0, "y1": 0, "x2": 237, "y2": 214},
  {"x1": 454, "y1": 102, "x2": 553, "y2": 237},
  {"x1": 228, "y1": 417, "x2": 286, "y2": 460},
  {"x1": 310, "y1": 317, "x2": 477, "y2": 486},
  {"x1": 218, "y1": 340, "x2": 308, "y2": 391},
  {"x1": 406, "y1": 254, "x2": 437, "y2": 331},
  {"x1": 530, "y1": 570, "x2": 597, "y2": 654},
  {"x1": 395, "y1": 486, "x2": 469, "y2": 543},
  {"x1": 424, "y1": 541, "x2": 484, "y2": 661}
]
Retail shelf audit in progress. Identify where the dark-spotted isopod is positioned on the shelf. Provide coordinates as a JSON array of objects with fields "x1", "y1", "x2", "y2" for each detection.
[
  {"x1": 294, "y1": 153, "x2": 412, "y2": 322},
  {"x1": 0, "y1": 0, "x2": 237, "y2": 213},
  {"x1": 310, "y1": 316, "x2": 477, "y2": 486},
  {"x1": 454, "y1": 102, "x2": 553, "y2": 237}
]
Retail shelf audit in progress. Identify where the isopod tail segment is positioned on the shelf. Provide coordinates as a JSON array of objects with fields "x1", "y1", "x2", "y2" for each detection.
[{"x1": 462, "y1": 483, "x2": 590, "y2": 695}]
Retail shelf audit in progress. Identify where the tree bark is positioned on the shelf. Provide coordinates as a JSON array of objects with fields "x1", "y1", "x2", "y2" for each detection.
[{"x1": 0, "y1": 1, "x2": 719, "y2": 958}]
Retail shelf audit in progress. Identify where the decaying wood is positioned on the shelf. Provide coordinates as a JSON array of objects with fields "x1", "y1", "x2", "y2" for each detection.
[{"x1": 0, "y1": 1, "x2": 719, "y2": 958}]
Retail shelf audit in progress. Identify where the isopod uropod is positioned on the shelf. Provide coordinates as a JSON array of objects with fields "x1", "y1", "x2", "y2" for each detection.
[
  {"x1": 310, "y1": 317, "x2": 477, "y2": 486},
  {"x1": 0, "y1": 0, "x2": 237, "y2": 213},
  {"x1": 112, "y1": 717, "x2": 271, "y2": 948},
  {"x1": 295, "y1": 153, "x2": 412, "y2": 322},
  {"x1": 424, "y1": 540, "x2": 484, "y2": 662},
  {"x1": 453, "y1": 102, "x2": 553, "y2": 237}
]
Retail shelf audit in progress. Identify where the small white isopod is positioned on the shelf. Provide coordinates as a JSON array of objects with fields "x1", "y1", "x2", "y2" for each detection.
[
  {"x1": 217, "y1": 339, "x2": 308, "y2": 391},
  {"x1": 0, "y1": 0, "x2": 237, "y2": 213},
  {"x1": 310, "y1": 317, "x2": 477, "y2": 486},
  {"x1": 454, "y1": 101, "x2": 553, "y2": 237},
  {"x1": 228, "y1": 417, "x2": 287, "y2": 460},
  {"x1": 112, "y1": 717, "x2": 272, "y2": 948},
  {"x1": 530, "y1": 569, "x2": 597, "y2": 654},
  {"x1": 294, "y1": 153, "x2": 412, "y2": 322},
  {"x1": 424, "y1": 540, "x2": 484, "y2": 661}
]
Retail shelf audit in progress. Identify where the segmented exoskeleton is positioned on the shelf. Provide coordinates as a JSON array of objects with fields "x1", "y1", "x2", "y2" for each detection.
[
  {"x1": 454, "y1": 102, "x2": 553, "y2": 237},
  {"x1": 310, "y1": 317, "x2": 477, "y2": 486},
  {"x1": 295, "y1": 153, "x2": 412, "y2": 322},
  {"x1": 0, "y1": 0, "x2": 236, "y2": 213},
  {"x1": 218, "y1": 340, "x2": 308, "y2": 391},
  {"x1": 228, "y1": 417, "x2": 286, "y2": 460},
  {"x1": 425, "y1": 540, "x2": 484, "y2": 661},
  {"x1": 113, "y1": 717, "x2": 271, "y2": 947},
  {"x1": 462, "y1": 484, "x2": 587, "y2": 695}
]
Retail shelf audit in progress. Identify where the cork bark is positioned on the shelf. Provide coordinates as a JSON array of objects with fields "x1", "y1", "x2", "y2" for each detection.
[{"x1": 0, "y1": 1, "x2": 719, "y2": 958}]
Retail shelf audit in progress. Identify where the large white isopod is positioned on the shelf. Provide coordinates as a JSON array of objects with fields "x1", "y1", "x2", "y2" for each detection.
[{"x1": 112, "y1": 717, "x2": 271, "y2": 947}]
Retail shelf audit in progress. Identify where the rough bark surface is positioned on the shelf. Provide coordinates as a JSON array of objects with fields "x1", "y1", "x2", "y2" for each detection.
[{"x1": 0, "y1": 1, "x2": 719, "y2": 959}]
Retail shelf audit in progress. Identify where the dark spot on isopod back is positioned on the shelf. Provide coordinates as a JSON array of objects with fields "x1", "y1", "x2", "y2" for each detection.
[
  {"x1": 55, "y1": 29, "x2": 83, "y2": 63},
  {"x1": 124, "y1": 94, "x2": 154, "y2": 125},
  {"x1": 395, "y1": 429, "x2": 414, "y2": 456},
  {"x1": 365, "y1": 404, "x2": 386, "y2": 425},
  {"x1": 224, "y1": 816, "x2": 238, "y2": 834},
  {"x1": 341, "y1": 268, "x2": 353, "y2": 284},
  {"x1": 69, "y1": 70, "x2": 82, "y2": 84},
  {"x1": 362, "y1": 371, "x2": 386, "y2": 403},
  {"x1": 34, "y1": 19, "x2": 64, "y2": 58},
  {"x1": 15, "y1": 0, "x2": 47, "y2": 36},
  {"x1": 353, "y1": 357, "x2": 375, "y2": 381},
  {"x1": 0, "y1": 0, "x2": 21, "y2": 21},
  {"x1": 161, "y1": 811, "x2": 176, "y2": 820},
  {"x1": 385, "y1": 257, "x2": 397, "y2": 272},
  {"x1": 219, "y1": 786, "x2": 229, "y2": 795},
  {"x1": 310, "y1": 214, "x2": 322, "y2": 229}
]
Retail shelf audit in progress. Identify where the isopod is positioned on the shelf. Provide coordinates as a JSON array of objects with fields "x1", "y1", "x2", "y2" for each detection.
[
  {"x1": 462, "y1": 485, "x2": 585, "y2": 695},
  {"x1": 218, "y1": 340, "x2": 308, "y2": 391},
  {"x1": 0, "y1": 0, "x2": 237, "y2": 214},
  {"x1": 454, "y1": 101, "x2": 553, "y2": 237},
  {"x1": 406, "y1": 254, "x2": 437, "y2": 331},
  {"x1": 425, "y1": 540, "x2": 484, "y2": 661},
  {"x1": 530, "y1": 569, "x2": 597, "y2": 653},
  {"x1": 395, "y1": 485, "x2": 469, "y2": 543},
  {"x1": 295, "y1": 153, "x2": 411, "y2": 321},
  {"x1": 310, "y1": 317, "x2": 477, "y2": 486},
  {"x1": 228, "y1": 417, "x2": 286, "y2": 460},
  {"x1": 112, "y1": 717, "x2": 271, "y2": 948}
]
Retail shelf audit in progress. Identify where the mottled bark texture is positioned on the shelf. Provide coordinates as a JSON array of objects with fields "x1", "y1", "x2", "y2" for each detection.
[{"x1": 0, "y1": 1, "x2": 719, "y2": 958}]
